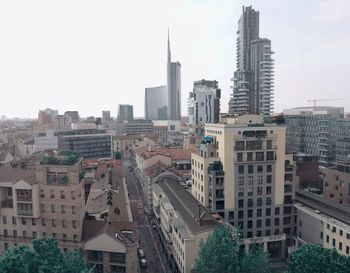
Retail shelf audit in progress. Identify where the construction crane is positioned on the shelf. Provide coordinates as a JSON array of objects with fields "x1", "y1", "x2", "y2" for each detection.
[{"x1": 307, "y1": 98, "x2": 345, "y2": 107}]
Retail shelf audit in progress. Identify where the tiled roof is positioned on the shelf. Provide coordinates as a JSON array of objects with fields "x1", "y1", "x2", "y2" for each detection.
[
  {"x1": 0, "y1": 166, "x2": 36, "y2": 184},
  {"x1": 135, "y1": 146, "x2": 196, "y2": 161}
]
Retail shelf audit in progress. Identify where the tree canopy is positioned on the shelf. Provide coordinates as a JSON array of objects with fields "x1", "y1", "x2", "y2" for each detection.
[
  {"x1": 195, "y1": 225, "x2": 271, "y2": 273},
  {"x1": 0, "y1": 238, "x2": 92, "y2": 273},
  {"x1": 288, "y1": 244, "x2": 350, "y2": 273}
]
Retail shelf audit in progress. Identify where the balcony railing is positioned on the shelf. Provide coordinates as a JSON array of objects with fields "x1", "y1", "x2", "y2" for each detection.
[
  {"x1": 16, "y1": 196, "x2": 32, "y2": 202},
  {"x1": 18, "y1": 209, "x2": 33, "y2": 216}
]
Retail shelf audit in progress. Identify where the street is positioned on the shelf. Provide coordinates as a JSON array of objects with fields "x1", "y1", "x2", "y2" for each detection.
[{"x1": 123, "y1": 159, "x2": 171, "y2": 273}]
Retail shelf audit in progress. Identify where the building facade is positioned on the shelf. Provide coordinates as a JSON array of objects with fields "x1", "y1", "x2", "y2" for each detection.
[
  {"x1": 117, "y1": 105, "x2": 134, "y2": 122},
  {"x1": 145, "y1": 86, "x2": 168, "y2": 120},
  {"x1": 188, "y1": 79, "x2": 221, "y2": 135},
  {"x1": 228, "y1": 6, "x2": 274, "y2": 117},
  {"x1": 284, "y1": 106, "x2": 344, "y2": 165},
  {"x1": 191, "y1": 115, "x2": 295, "y2": 257}
]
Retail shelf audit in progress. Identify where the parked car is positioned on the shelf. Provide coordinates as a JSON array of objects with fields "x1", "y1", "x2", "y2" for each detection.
[
  {"x1": 138, "y1": 248, "x2": 145, "y2": 258},
  {"x1": 140, "y1": 258, "x2": 147, "y2": 268}
]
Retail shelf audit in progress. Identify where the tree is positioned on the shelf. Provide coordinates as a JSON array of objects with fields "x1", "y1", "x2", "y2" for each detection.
[
  {"x1": 114, "y1": 150, "x2": 122, "y2": 160},
  {"x1": 288, "y1": 244, "x2": 350, "y2": 273},
  {"x1": 0, "y1": 238, "x2": 92, "y2": 273},
  {"x1": 195, "y1": 226, "x2": 271, "y2": 273}
]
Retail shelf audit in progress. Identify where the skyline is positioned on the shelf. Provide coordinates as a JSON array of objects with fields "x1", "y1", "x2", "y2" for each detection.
[{"x1": 0, "y1": 0, "x2": 349, "y2": 118}]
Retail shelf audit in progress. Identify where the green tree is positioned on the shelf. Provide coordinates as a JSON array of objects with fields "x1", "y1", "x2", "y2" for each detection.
[
  {"x1": 195, "y1": 226, "x2": 271, "y2": 273},
  {"x1": 114, "y1": 150, "x2": 122, "y2": 160},
  {"x1": 0, "y1": 238, "x2": 92, "y2": 273},
  {"x1": 288, "y1": 244, "x2": 350, "y2": 273}
]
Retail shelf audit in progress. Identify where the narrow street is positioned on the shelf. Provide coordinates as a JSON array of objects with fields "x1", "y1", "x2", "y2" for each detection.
[{"x1": 123, "y1": 159, "x2": 171, "y2": 273}]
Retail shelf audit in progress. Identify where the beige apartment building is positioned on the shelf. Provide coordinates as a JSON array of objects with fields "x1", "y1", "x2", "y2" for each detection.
[
  {"x1": 0, "y1": 157, "x2": 138, "y2": 273},
  {"x1": 191, "y1": 114, "x2": 295, "y2": 257},
  {"x1": 152, "y1": 174, "x2": 221, "y2": 273}
]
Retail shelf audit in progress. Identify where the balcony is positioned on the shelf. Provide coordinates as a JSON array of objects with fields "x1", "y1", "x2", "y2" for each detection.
[
  {"x1": 1, "y1": 199, "x2": 13, "y2": 208},
  {"x1": 18, "y1": 209, "x2": 33, "y2": 216},
  {"x1": 16, "y1": 196, "x2": 32, "y2": 202}
]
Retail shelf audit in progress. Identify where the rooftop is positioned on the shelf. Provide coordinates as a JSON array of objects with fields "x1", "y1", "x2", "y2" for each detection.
[
  {"x1": 0, "y1": 166, "x2": 36, "y2": 184},
  {"x1": 135, "y1": 146, "x2": 196, "y2": 161},
  {"x1": 40, "y1": 150, "x2": 81, "y2": 165},
  {"x1": 158, "y1": 177, "x2": 220, "y2": 234}
]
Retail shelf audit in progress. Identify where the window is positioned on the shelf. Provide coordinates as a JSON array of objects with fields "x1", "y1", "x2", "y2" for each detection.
[
  {"x1": 257, "y1": 198, "x2": 263, "y2": 207},
  {"x1": 60, "y1": 191, "x2": 65, "y2": 199},
  {"x1": 4, "y1": 229, "x2": 8, "y2": 237},
  {"x1": 256, "y1": 152, "x2": 264, "y2": 161},
  {"x1": 347, "y1": 233, "x2": 350, "y2": 239},
  {"x1": 257, "y1": 209, "x2": 262, "y2": 217},
  {"x1": 247, "y1": 187, "x2": 253, "y2": 196},
  {"x1": 340, "y1": 230, "x2": 343, "y2": 236},
  {"x1": 248, "y1": 210, "x2": 253, "y2": 218},
  {"x1": 267, "y1": 165, "x2": 272, "y2": 172},
  {"x1": 72, "y1": 206, "x2": 77, "y2": 215},
  {"x1": 51, "y1": 205, "x2": 55, "y2": 213},
  {"x1": 110, "y1": 252, "x2": 126, "y2": 264},
  {"x1": 52, "y1": 219, "x2": 56, "y2": 227},
  {"x1": 12, "y1": 217, "x2": 16, "y2": 225},
  {"x1": 266, "y1": 219, "x2": 271, "y2": 227},
  {"x1": 247, "y1": 152, "x2": 253, "y2": 161},
  {"x1": 22, "y1": 218, "x2": 26, "y2": 225},
  {"x1": 266, "y1": 140, "x2": 273, "y2": 149},
  {"x1": 237, "y1": 153, "x2": 243, "y2": 162},
  {"x1": 13, "y1": 230, "x2": 17, "y2": 238},
  {"x1": 257, "y1": 176, "x2": 263, "y2": 184},
  {"x1": 266, "y1": 151, "x2": 274, "y2": 160},
  {"x1": 247, "y1": 221, "x2": 253, "y2": 229},
  {"x1": 332, "y1": 239, "x2": 336, "y2": 247},
  {"x1": 73, "y1": 220, "x2": 78, "y2": 229},
  {"x1": 326, "y1": 235, "x2": 329, "y2": 243},
  {"x1": 347, "y1": 246, "x2": 349, "y2": 255},
  {"x1": 257, "y1": 165, "x2": 263, "y2": 173},
  {"x1": 42, "y1": 218, "x2": 46, "y2": 226},
  {"x1": 238, "y1": 188, "x2": 244, "y2": 197},
  {"x1": 53, "y1": 233, "x2": 57, "y2": 239},
  {"x1": 238, "y1": 222, "x2": 244, "y2": 229},
  {"x1": 339, "y1": 242, "x2": 343, "y2": 251},
  {"x1": 62, "y1": 220, "x2": 67, "y2": 228},
  {"x1": 41, "y1": 204, "x2": 45, "y2": 212},
  {"x1": 73, "y1": 235, "x2": 78, "y2": 242},
  {"x1": 238, "y1": 210, "x2": 244, "y2": 219},
  {"x1": 274, "y1": 218, "x2": 280, "y2": 226},
  {"x1": 266, "y1": 175, "x2": 272, "y2": 184},
  {"x1": 238, "y1": 165, "x2": 244, "y2": 174},
  {"x1": 266, "y1": 208, "x2": 271, "y2": 216},
  {"x1": 248, "y1": 176, "x2": 254, "y2": 185},
  {"x1": 50, "y1": 190, "x2": 54, "y2": 198},
  {"x1": 228, "y1": 211, "x2": 234, "y2": 220},
  {"x1": 275, "y1": 208, "x2": 280, "y2": 215},
  {"x1": 266, "y1": 186, "x2": 272, "y2": 195},
  {"x1": 32, "y1": 232, "x2": 37, "y2": 238},
  {"x1": 71, "y1": 191, "x2": 76, "y2": 200},
  {"x1": 2, "y1": 216, "x2": 7, "y2": 225},
  {"x1": 238, "y1": 200, "x2": 244, "y2": 208},
  {"x1": 62, "y1": 205, "x2": 66, "y2": 214},
  {"x1": 238, "y1": 177, "x2": 244, "y2": 185},
  {"x1": 257, "y1": 220, "x2": 262, "y2": 228},
  {"x1": 266, "y1": 197, "x2": 272, "y2": 206},
  {"x1": 257, "y1": 187, "x2": 262, "y2": 195},
  {"x1": 23, "y1": 231, "x2": 27, "y2": 238},
  {"x1": 248, "y1": 165, "x2": 254, "y2": 174},
  {"x1": 32, "y1": 219, "x2": 36, "y2": 226},
  {"x1": 63, "y1": 234, "x2": 67, "y2": 242},
  {"x1": 247, "y1": 199, "x2": 253, "y2": 208}
]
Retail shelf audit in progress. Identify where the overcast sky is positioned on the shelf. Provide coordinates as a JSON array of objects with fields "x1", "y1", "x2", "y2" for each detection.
[{"x1": 0, "y1": 0, "x2": 349, "y2": 118}]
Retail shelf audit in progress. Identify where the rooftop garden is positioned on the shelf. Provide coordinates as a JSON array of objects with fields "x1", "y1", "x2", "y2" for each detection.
[{"x1": 40, "y1": 150, "x2": 80, "y2": 165}]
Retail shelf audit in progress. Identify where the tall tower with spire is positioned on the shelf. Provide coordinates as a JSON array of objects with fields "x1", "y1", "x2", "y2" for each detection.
[{"x1": 167, "y1": 30, "x2": 182, "y2": 121}]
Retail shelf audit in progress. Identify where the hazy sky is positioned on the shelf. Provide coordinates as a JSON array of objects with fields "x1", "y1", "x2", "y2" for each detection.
[{"x1": 0, "y1": 0, "x2": 349, "y2": 118}]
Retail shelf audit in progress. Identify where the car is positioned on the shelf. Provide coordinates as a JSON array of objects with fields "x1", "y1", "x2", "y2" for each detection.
[
  {"x1": 137, "y1": 248, "x2": 145, "y2": 258},
  {"x1": 140, "y1": 258, "x2": 147, "y2": 268},
  {"x1": 152, "y1": 224, "x2": 156, "y2": 229}
]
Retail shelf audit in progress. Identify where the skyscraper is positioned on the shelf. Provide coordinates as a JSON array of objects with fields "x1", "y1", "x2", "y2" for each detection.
[
  {"x1": 117, "y1": 104, "x2": 134, "y2": 122},
  {"x1": 167, "y1": 31, "x2": 182, "y2": 121},
  {"x1": 144, "y1": 85, "x2": 167, "y2": 120},
  {"x1": 188, "y1": 79, "x2": 221, "y2": 134},
  {"x1": 229, "y1": 6, "x2": 274, "y2": 117}
]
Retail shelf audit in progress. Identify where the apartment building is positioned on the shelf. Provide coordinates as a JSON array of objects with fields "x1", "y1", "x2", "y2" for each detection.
[
  {"x1": 295, "y1": 190, "x2": 350, "y2": 257},
  {"x1": 0, "y1": 156, "x2": 85, "y2": 252},
  {"x1": 191, "y1": 114, "x2": 295, "y2": 257},
  {"x1": 152, "y1": 174, "x2": 221, "y2": 273}
]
